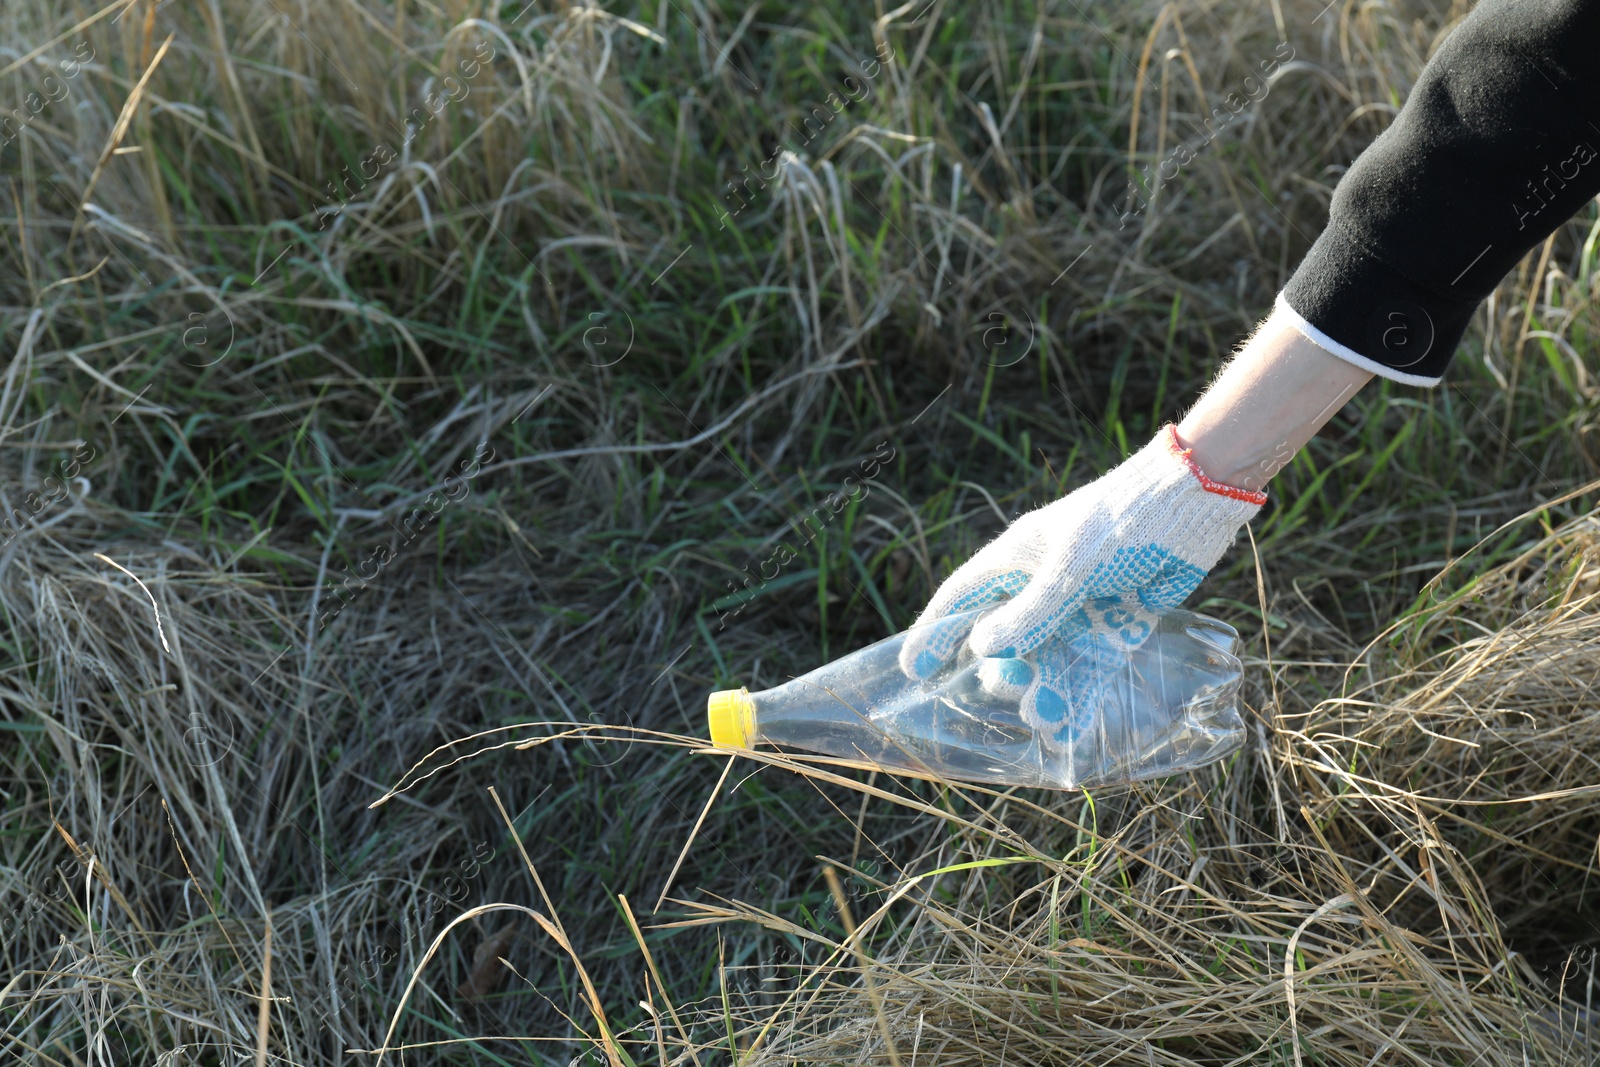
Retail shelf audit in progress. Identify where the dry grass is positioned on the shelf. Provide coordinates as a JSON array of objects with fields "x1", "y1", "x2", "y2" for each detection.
[
  {"x1": 656, "y1": 515, "x2": 1600, "y2": 1066},
  {"x1": 3, "y1": 0, "x2": 1600, "y2": 1064}
]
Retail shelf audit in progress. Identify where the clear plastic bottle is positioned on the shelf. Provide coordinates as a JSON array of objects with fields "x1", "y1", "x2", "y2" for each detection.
[{"x1": 706, "y1": 607, "x2": 1246, "y2": 790}]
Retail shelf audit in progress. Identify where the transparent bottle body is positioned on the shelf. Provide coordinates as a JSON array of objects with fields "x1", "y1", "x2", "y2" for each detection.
[{"x1": 741, "y1": 608, "x2": 1246, "y2": 790}]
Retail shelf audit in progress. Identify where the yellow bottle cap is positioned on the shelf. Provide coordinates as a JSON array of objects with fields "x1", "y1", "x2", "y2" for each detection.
[{"x1": 707, "y1": 688, "x2": 755, "y2": 748}]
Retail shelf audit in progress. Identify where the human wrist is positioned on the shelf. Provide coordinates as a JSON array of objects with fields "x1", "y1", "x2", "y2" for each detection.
[
  {"x1": 1155, "y1": 424, "x2": 1266, "y2": 505},
  {"x1": 1170, "y1": 425, "x2": 1278, "y2": 495},
  {"x1": 1108, "y1": 427, "x2": 1263, "y2": 563},
  {"x1": 1176, "y1": 301, "x2": 1373, "y2": 492}
]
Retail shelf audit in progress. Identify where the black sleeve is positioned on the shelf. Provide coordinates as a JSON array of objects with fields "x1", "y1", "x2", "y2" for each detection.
[{"x1": 1279, "y1": 0, "x2": 1600, "y2": 385}]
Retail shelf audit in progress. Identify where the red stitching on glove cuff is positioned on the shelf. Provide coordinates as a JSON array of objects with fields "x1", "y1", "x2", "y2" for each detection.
[{"x1": 1162, "y1": 425, "x2": 1268, "y2": 506}]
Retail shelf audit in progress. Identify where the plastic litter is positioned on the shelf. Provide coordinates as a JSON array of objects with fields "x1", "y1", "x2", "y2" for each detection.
[{"x1": 706, "y1": 606, "x2": 1246, "y2": 790}]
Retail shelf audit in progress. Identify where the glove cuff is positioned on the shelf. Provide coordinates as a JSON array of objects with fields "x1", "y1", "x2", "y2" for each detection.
[{"x1": 1158, "y1": 424, "x2": 1267, "y2": 506}]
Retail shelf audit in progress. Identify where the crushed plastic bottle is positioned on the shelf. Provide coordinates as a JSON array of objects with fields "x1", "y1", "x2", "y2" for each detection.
[{"x1": 706, "y1": 606, "x2": 1246, "y2": 790}]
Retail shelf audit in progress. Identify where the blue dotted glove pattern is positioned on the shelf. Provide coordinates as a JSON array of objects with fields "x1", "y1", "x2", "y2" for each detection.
[
  {"x1": 907, "y1": 543, "x2": 1207, "y2": 682},
  {"x1": 976, "y1": 631, "x2": 1128, "y2": 750},
  {"x1": 1000, "y1": 543, "x2": 1207, "y2": 655},
  {"x1": 915, "y1": 544, "x2": 1209, "y2": 752},
  {"x1": 904, "y1": 569, "x2": 1028, "y2": 679}
]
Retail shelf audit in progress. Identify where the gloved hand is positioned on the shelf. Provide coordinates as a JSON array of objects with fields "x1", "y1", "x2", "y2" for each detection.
[{"x1": 898, "y1": 424, "x2": 1265, "y2": 745}]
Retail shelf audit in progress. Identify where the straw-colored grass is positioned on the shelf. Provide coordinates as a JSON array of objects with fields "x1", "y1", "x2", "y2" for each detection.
[
  {"x1": 655, "y1": 516, "x2": 1600, "y2": 1066},
  {"x1": 4, "y1": 0, "x2": 1600, "y2": 1064}
]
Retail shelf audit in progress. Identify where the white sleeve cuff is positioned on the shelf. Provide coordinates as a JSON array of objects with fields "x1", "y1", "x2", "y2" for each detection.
[{"x1": 1271, "y1": 292, "x2": 1443, "y2": 388}]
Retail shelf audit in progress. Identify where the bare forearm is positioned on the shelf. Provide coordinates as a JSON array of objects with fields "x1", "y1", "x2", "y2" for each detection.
[{"x1": 1175, "y1": 305, "x2": 1372, "y2": 493}]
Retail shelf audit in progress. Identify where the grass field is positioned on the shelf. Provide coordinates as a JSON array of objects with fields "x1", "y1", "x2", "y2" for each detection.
[{"x1": 5, "y1": 0, "x2": 1600, "y2": 1063}]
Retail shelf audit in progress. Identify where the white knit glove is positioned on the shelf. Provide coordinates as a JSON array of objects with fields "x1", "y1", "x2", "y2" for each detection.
[{"x1": 898, "y1": 424, "x2": 1265, "y2": 747}]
